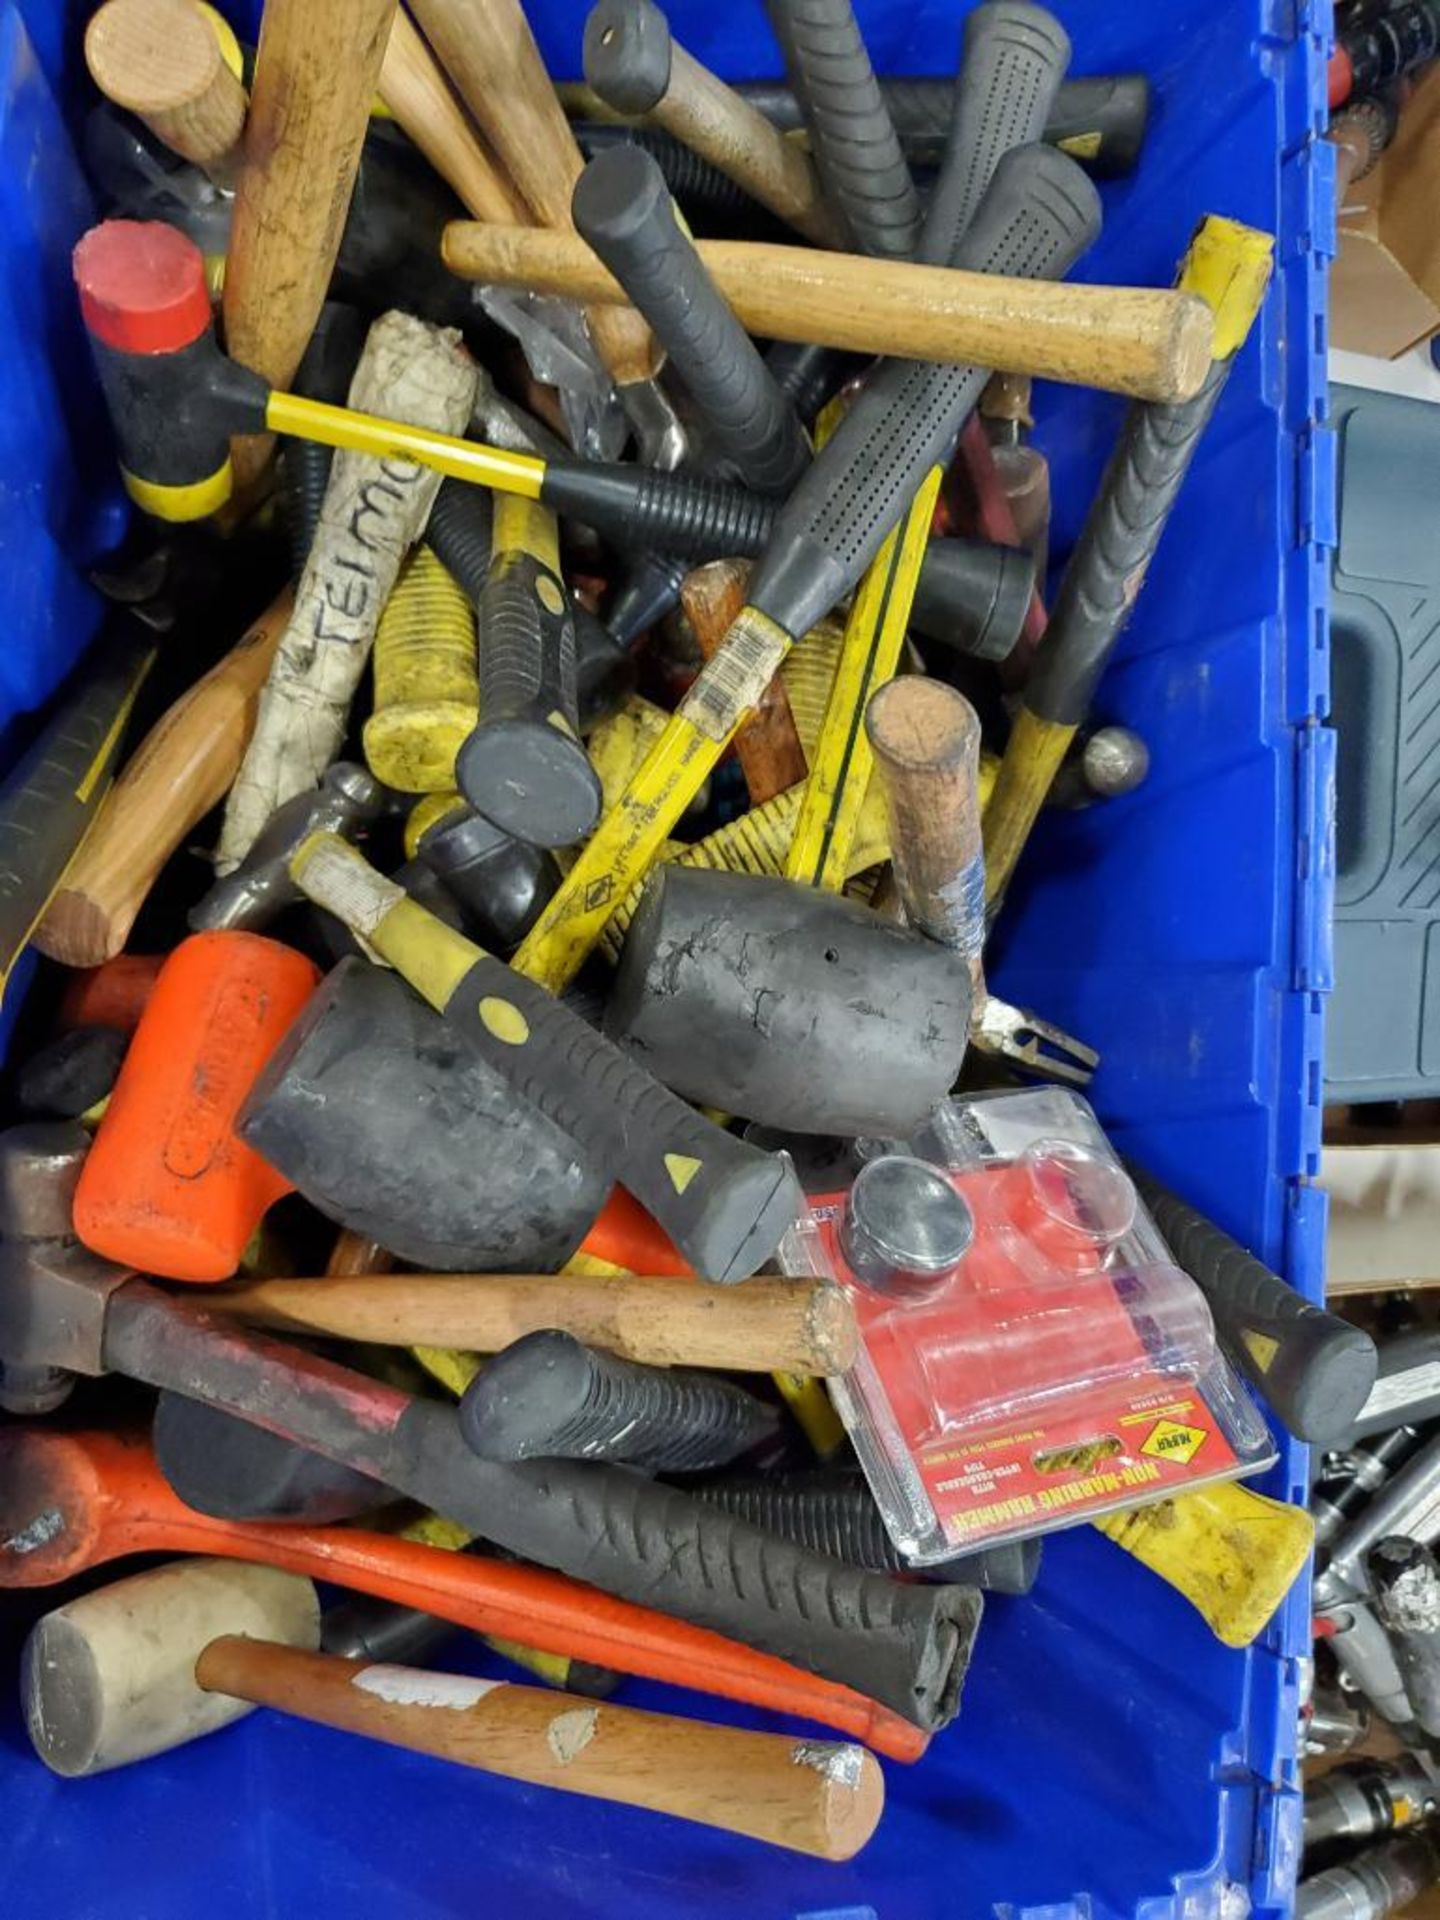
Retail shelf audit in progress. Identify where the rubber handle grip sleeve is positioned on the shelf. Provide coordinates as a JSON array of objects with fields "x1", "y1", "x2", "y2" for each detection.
[
  {"x1": 443, "y1": 953, "x2": 801, "y2": 1284},
  {"x1": 1130, "y1": 1165, "x2": 1377, "y2": 1446},
  {"x1": 539, "y1": 460, "x2": 773, "y2": 559},
  {"x1": 920, "y1": 1, "x2": 1071, "y2": 267},
  {"x1": 572, "y1": 145, "x2": 809, "y2": 497},
  {"x1": 747, "y1": 143, "x2": 1100, "y2": 639},
  {"x1": 1025, "y1": 356, "x2": 1229, "y2": 728},
  {"x1": 762, "y1": 0, "x2": 919, "y2": 259},
  {"x1": 395, "y1": 1402, "x2": 981, "y2": 1729},
  {"x1": 452, "y1": 499, "x2": 602, "y2": 849}
]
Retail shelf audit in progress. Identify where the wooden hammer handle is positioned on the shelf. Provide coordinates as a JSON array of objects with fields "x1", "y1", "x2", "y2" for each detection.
[
  {"x1": 224, "y1": 0, "x2": 399, "y2": 484},
  {"x1": 682, "y1": 560, "x2": 807, "y2": 806},
  {"x1": 33, "y1": 588, "x2": 293, "y2": 969},
  {"x1": 443, "y1": 224, "x2": 1215, "y2": 404},
  {"x1": 653, "y1": 44, "x2": 844, "y2": 247},
  {"x1": 203, "y1": 1269, "x2": 857, "y2": 1375},
  {"x1": 196, "y1": 1638, "x2": 884, "y2": 1859},
  {"x1": 410, "y1": 0, "x2": 660, "y2": 387},
  {"x1": 85, "y1": 0, "x2": 247, "y2": 182},
  {"x1": 379, "y1": 9, "x2": 528, "y2": 225}
]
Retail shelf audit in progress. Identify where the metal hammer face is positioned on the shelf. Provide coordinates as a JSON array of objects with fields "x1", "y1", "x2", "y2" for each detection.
[
  {"x1": 605, "y1": 869, "x2": 973, "y2": 1136},
  {"x1": 0, "y1": 1122, "x2": 129, "y2": 1414},
  {"x1": 190, "y1": 763, "x2": 387, "y2": 933}
]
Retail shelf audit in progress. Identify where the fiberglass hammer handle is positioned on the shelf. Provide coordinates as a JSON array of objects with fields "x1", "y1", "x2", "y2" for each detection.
[
  {"x1": 748, "y1": 141, "x2": 1101, "y2": 638},
  {"x1": 289, "y1": 833, "x2": 802, "y2": 1284},
  {"x1": 572, "y1": 145, "x2": 810, "y2": 498},
  {"x1": 919, "y1": 1, "x2": 1071, "y2": 268},
  {"x1": 762, "y1": 0, "x2": 919, "y2": 259},
  {"x1": 1128, "y1": 1166, "x2": 1377, "y2": 1447}
]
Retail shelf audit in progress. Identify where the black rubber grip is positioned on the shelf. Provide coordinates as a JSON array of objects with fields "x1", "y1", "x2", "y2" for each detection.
[
  {"x1": 920, "y1": 1, "x2": 1071, "y2": 268},
  {"x1": 762, "y1": 0, "x2": 920, "y2": 259},
  {"x1": 398, "y1": 1401, "x2": 982, "y2": 1728},
  {"x1": 736, "y1": 73, "x2": 1151, "y2": 178},
  {"x1": 458, "y1": 543, "x2": 602, "y2": 851},
  {"x1": 764, "y1": 340, "x2": 855, "y2": 423},
  {"x1": 573, "y1": 146, "x2": 810, "y2": 497},
  {"x1": 1131, "y1": 1165, "x2": 1378, "y2": 1446},
  {"x1": 1027, "y1": 361, "x2": 1233, "y2": 729},
  {"x1": 694, "y1": 1474, "x2": 1042, "y2": 1592},
  {"x1": 442, "y1": 953, "x2": 802, "y2": 1283},
  {"x1": 573, "y1": 122, "x2": 758, "y2": 222},
  {"x1": 541, "y1": 460, "x2": 774, "y2": 559},
  {"x1": 747, "y1": 142, "x2": 1100, "y2": 639},
  {"x1": 99, "y1": 1286, "x2": 978, "y2": 1730},
  {"x1": 605, "y1": 549, "x2": 690, "y2": 647},
  {"x1": 426, "y1": 475, "x2": 492, "y2": 599},
  {"x1": 584, "y1": 0, "x2": 674, "y2": 116}
]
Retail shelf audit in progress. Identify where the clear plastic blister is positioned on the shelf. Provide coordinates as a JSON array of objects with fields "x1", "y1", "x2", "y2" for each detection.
[{"x1": 779, "y1": 1088, "x2": 1274, "y2": 1561}]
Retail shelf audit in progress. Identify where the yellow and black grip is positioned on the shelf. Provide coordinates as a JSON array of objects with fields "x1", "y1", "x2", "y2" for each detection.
[
  {"x1": 1129, "y1": 1165, "x2": 1377, "y2": 1447},
  {"x1": 431, "y1": 483, "x2": 603, "y2": 851},
  {"x1": 288, "y1": 832, "x2": 803, "y2": 1284},
  {"x1": 983, "y1": 216, "x2": 1274, "y2": 904},
  {"x1": 72, "y1": 219, "x2": 269, "y2": 521}
]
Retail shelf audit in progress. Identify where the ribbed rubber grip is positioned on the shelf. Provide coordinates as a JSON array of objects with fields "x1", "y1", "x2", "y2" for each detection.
[
  {"x1": 573, "y1": 145, "x2": 809, "y2": 497},
  {"x1": 920, "y1": 2, "x2": 1070, "y2": 267},
  {"x1": 762, "y1": 0, "x2": 920, "y2": 258},
  {"x1": 737, "y1": 73, "x2": 1151, "y2": 178},
  {"x1": 443, "y1": 953, "x2": 802, "y2": 1283},
  {"x1": 1027, "y1": 357, "x2": 1229, "y2": 728},
  {"x1": 398, "y1": 1399, "x2": 981, "y2": 1728},
  {"x1": 748, "y1": 142, "x2": 1100, "y2": 638},
  {"x1": 459, "y1": 553, "x2": 600, "y2": 849},
  {"x1": 573, "y1": 122, "x2": 757, "y2": 222},
  {"x1": 1131, "y1": 1166, "x2": 1377, "y2": 1447},
  {"x1": 764, "y1": 340, "x2": 853, "y2": 423},
  {"x1": 695, "y1": 1475, "x2": 1042, "y2": 1592},
  {"x1": 541, "y1": 460, "x2": 775, "y2": 559},
  {"x1": 426, "y1": 476, "x2": 492, "y2": 600}
]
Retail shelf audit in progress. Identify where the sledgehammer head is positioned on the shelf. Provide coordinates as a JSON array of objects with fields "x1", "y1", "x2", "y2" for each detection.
[
  {"x1": 606, "y1": 869, "x2": 972, "y2": 1135},
  {"x1": 22, "y1": 1558, "x2": 321, "y2": 1776}
]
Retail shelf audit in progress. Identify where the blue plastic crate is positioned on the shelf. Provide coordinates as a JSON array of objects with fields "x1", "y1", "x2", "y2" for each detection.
[{"x1": 0, "y1": 0, "x2": 1332, "y2": 1915}]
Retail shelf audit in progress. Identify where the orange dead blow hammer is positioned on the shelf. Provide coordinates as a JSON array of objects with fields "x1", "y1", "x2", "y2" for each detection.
[
  {"x1": 74, "y1": 932, "x2": 320, "y2": 1282},
  {"x1": 0, "y1": 1427, "x2": 927, "y2": 1764}
]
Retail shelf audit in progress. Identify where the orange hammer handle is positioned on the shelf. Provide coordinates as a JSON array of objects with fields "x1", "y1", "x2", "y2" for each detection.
[{"x1": 38, "y1": 1430, "x2": 928, "y2": 1764}]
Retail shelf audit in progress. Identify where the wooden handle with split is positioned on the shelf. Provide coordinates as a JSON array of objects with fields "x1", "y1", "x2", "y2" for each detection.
[
  {"x1": 410, "y1": 0, "x2": 660, "y2": 388},
  {"x1": 34, "y1": 589, "x2": 294, "y2": 968},
  {"x1": 223, "y1": 0, "x2": 400, "y2": 485},
  {"x1": 196, "y1": 1637, "x2": 884, "y2": 1859},
  {"x1": 204, "y1": 1268, "x2": 858, "y2": 1375},
  {"x1": 443, "y1": 223, "x2": 1214, "y2": 403}
]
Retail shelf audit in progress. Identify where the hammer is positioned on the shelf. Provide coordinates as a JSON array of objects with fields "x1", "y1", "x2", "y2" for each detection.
[
  {"x1": 0, "y1": 1131, "x2": 979, "y2": 1730},
  {"x1": 21, "y1": 1560, "x2": 884, "y2": 1859},
  {"x1": 189, "y1": 762, "x2": 386, "y2": 932},
  {"x1": 73, "y1": 218, "x2": 768, "y2": 552},
  {"x1": 0, "y1": 1428, "x2": 925, "y2": 1760}
]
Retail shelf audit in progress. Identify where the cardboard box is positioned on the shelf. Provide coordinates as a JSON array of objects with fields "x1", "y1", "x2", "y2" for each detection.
[{"x1": 1333, "y1": 63, "x2": 1440, "y2": 358}]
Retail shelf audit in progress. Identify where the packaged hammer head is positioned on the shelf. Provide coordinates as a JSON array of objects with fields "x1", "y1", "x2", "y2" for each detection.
[{"x1": 779, "y1": 1087, "x2": 1274, "y2": 1561}]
